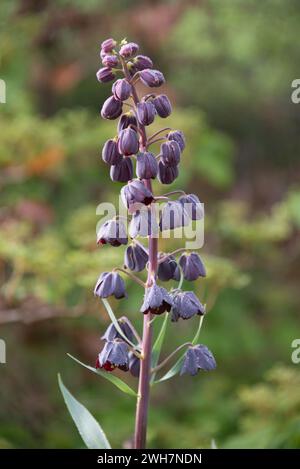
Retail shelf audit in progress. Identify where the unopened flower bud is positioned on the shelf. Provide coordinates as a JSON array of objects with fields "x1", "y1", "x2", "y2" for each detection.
[
  {"x1": 140, "y1": 69, "x2": 165, "y2": 88},
  {"x1": 110, "y1": 157, "x2": 133, "y2": 182},
  {"x1": 112, "y1": 78, "x2": 132, "y2": 101},
  {"x1": 101, "y1": 38, "x2": 117, "y2": 53},
  {"x1": 101, "y1": 95, "x2": 123, "y2": 120},
  {"x1": 97, "y1": 219, "x2": 128, "y2": 246},
  {"x1": 140, "y1": 283, "x2": 173, "y2": 315},
  {"x1": 96, "y1": 67, "x2": 116, "y2": 83},
  {"x1": 94, "y1": 271, "x2": 127, "y2": 299},
  {"x1": 128, "y1": 352, "x2": 140, "y2": 377},
  {"x1": 153, "y1": 94, "x2": 172, "y2": 118},
  {"x1": 102, "y1": 139, "x2": 122, "y2": 165},
  {"x1": 159, "y1": 201, "x2": 189, "y2": 231},
  {"x1": 136, "y1": 101, "x2": 156, "y2": 126},
  {"x1": 102, "y1": 54, "x2": 119, "y2": 68},
  {"x1": 118, "y1": 128, "x2": 139, "y2": 156},
  {"x1": 179, "y1": 193, "x2": 204, "y2": 220},
  {"x1": 157, "y1": 161, "x2": 178, "y2": 184},
  {"x1": 180, "y1": 345, "x2": 216, "y2": 376},
  {"x1": 117, "y1": 112, "x2": 137, "y2": 133},
  {"x1": 121, "y1": 180, "x2": 154, "y2": 212},
  {"x1": 119, "y1": 42, "x2": 139, "y2": 58},
  {"x1": 179, "y1": 252, "x2": 206, "y2": 281},
  {"x1": 134, "y1": 55, "x2": 153, "y2": 71},
  {"x1": 136, "y1": 152, "x2": 158, "y2": 179},
  {"x1": 168, "y1": 130, "x2": 186, "y2": 151},
  {"x1": 170, "y1": 291, "x2": 205, "y2": 322},
  {"x1": 158, "y1": 255, "x2": 180, "y2": 282},
  {"x1": 124, "y1": 243, "x2": 148, "y2": 272},
  {"x1": 161, "y1": 140, "x2": 181, "y2": 167}
]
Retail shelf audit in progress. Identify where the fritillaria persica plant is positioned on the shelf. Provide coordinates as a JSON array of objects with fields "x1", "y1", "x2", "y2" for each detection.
[{"x1": 59, "y1": 38, "x2": 216, "y2": 450}]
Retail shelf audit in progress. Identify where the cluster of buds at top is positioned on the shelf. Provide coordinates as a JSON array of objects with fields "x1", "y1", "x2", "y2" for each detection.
[{"x1": 95, "y1": 38, "x2": 216, "y2": 377}]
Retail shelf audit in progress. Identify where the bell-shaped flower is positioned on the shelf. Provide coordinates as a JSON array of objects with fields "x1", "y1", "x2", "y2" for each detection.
[
  {"x1": 167, "y1": 130, "x2": 186, "y2": 151},
  {"x1": 121, "y1": 180, "x2": 154, "y2": 213},
  {"x1": 97, "y1": 219, "x2": 127, "y2": 246},
  {"x1": 153, "y1": 94, "x2": 172, "y2": 118},
  {"x1": 157, "y1": 161, "x2": 178, "y2": 184},
  {"x1": 96, "y1": 339, "x2": 129, "y2": 372},
  {"x1": 124, "y1": 243, "x2": 148, "y2": 272},
  {"x1": 160, "y1": 140, "x2": 181, "y2": 167},
  {"x1": 96, "y1": 67, "x2": 116, "y2": 83},
  {"x1": 159, "y1": 201, "x2": 189, "y2": 231},
  {"x1": 118, "y1": 128, "x2": 139, "y2": 156},
  {"x1": 134, "y1": 55, "x2": 153, "y2": 71},
  {"x1": 179, "y1": 252, "x2": 206, "y2": 281},
  {"x1": 140, "y1": 69, "x2": 165, "y2": 88},
  {"x1": 170, "y1": 290, "x2": 205, "y2": 321},
  {"x1": 129, "y1": 208, "x2": 159, "y2": 238},
  {"x1": 136, "y1": 101, "x2": 156, "y2": 126},
  {"x1": 110, "y1": 157, "x2": 133, "y2": 182},
  {"x1": 119, "y1": 42, "x2": 139, "y2": 58},
  {"x1": 158, "y1": 255, "x2": 180, "y2": 282},
  {"x1": 94, "y1": 271, "x2": 127, "y2": 300},
  {"x1": 101, "y1": 95, "x2": 123, "y2": 120},
  {"x1": 140, "y1": 283, "x2": 173, "y2": 315},
  {"x1": 112, "y1": 78, "x2": 132, "y2": 101},
  {"x1": 180, "y1": 345, "x2": 216, "y2": 376},
  {"x1": 136, "y1": 152, "x2": 158, "y2": 180},
  {"x1": 117, "y1": 112, "x2": 137, "y2": 133},
  {"x1": 179, "y1": 193, "x2": 204, "y2": 221},
  {"x1": 102, "y1": 138, "x2": 122, "y2": 165}
]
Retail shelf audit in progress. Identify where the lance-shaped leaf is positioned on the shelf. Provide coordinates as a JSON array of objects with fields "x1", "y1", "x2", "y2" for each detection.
[{"x1": 58, "y1": 374, "x2": 111, "y2": 449}]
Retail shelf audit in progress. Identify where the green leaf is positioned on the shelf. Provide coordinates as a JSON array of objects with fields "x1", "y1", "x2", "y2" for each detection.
[
  {"x1": 192, "y1": 315, "x2": 205, "y2": 345},
  {"x1": 67, "y1": 353, "x2": 137, "y2": 397},
  {"x1": 150, "y1": 314, "x2": 169, "y2": 384},
  {"x1": 101, "y1": 298, "x2": 139, "y2": 350},
  {"x1": 58, "y1": 373, "x2": 111, "y2": 449}
]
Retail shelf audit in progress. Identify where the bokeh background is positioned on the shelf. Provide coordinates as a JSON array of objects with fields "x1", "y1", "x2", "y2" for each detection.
[{"x1": 1, "y1": 0, "x2": 300, "y2": 449}]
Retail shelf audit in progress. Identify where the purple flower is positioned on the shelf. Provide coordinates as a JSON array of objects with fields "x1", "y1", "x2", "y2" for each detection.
[
  {"x1": 94, "y1": 271, "x2": 127, "y2": 299},
  {"x1": 140, "y1": 69, "x2": 165, "y2": 88},
  {"x1": 102, "y1": 139, "x2": 122, "y2": 165},
  {"x1": 153, "y1": 94, "x2": 172, "y2": 118},
  {"x1": 136, "y1": 152, "x2": 158, "y2": 180},
  {"x1": 179, "y1": 252, "x2": 206, "y2": 281},
  {"x1": 119, "y1": 42, "x2": 139, "y2": 58},
  {"x1": 121, "y1": 180, "x2": 154, "y2": 212},
  {"x1": 101, "y1": 96, "x2": 123, "y2": 120},
  {"x1": 128, "y1": 352, "x2": 140, "y2": 377},
  {"x1": 170, "y1": 291, "x2": 205, "y2": 321},
  {"x1": 117, "y1": 112, "x2": 138, "y2": 133},
  {"x1": 101, "y1": 38, "x2": 117, "y2": 53},
  {"x1": 134, "y1": 55, "x2": 153, "y2": 71},
  {"x1": 112, "y1": 79, "x2": 132, "y2": 101},
  {"x1": 168, "y1": 130, "x2": 186, "y2": 151},
  {"x1": 97, "y1": 219, "x2": 127, "y2": 246},
  {"x1": 102, "y1": 55, "x2": 119, "y2": 68},
  {"x1": 160, "y1": 140, "x2": 181, "y2": 167},
  {"x1": 158, "y1": 255, "x2": 180, "y2": 282},
  {"x1": 157, "y1": 161, "x2": 178, "y2": 184},
  {"x1": 96, "y1": 340, "x2": 129, "y2": 372},
  {"x1": 96, "y1": 67, "x2": 116, "y2": 83},
  {"x1": 136, "y1": 101, "x2": 156, "y2": 126},
  {"x1": 127, "y1": 61, "x2": 139, "y2": 77},
  {"x1": 180, "y1": 345, "x2": 216, "y2": 376},
  {"x1": 110, "y1": 157, "x2": 133, "y2": 182},
  {"x1": 129, "y1": 208, "x2": 159, "y2": 238},
  {"x1": 140, "y1": 283, "x2": 173, "y2": 315},
  {"x1": 118, "y1": 128, "x2": 139, "y2": 156},
  {"x1": 179, "y1": 193, "x2": 204, "y2": 221},
  {"x1": 101, "y1": 317, "x2": 135, "y2": 344},
  {"x1": 159, "y1": 201, "x2": 189, "y2": 231},
  {"x1": 124, "y1": 243, "x2": 148, "y2": 272}
]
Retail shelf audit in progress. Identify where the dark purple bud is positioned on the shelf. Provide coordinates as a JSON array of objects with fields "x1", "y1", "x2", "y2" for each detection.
[
  {"x1": 136, "y1": 152, "x2": 158, "y2": 180},
  {"x1": 110, "y1": 157, "x2": 133, "y2": 182},
  {"x1": 179, "y1": 252, "x2": 206, "y2": 281},
  {"x1": 136, "y1": 101, "x2": 156, "y2": 126},
  {"x1": 168, "y1": 130, "x2": 186, "y2": 152},
  {"x1": 140, "y1": 283, "x2": 173, "y2": 315},
  {"x1": 94, "y1": 271, "x2": 127, "y2": 300},
  {"x1": 119, "y1": 42, "x2": 139, "y2": 58},
  {"x1": 128, "y1": 352, "x2": 140, "y2": 377},
  {"x1": 102, "y1": 54, "x2": 119, "y2": 68},
  {"x1": 153, "y1": 94, "x2": 172, "y2": 118},
  {"x1": 97, "y1": 339, "x2": 129, "y2": 372},
  {"x1": 179, "y1": 193, "x2": 204, "y2": 221},
  {"x1": 118, "y1": 128, "x2": 139, "y2": 156},
  {"x1": 101, "y1": 96, "x2": 123, "y2": 120},
  {"x1": 180, "y1": 345, "x2": 216, "y2": 376},
  {"x1": 158, "y1": 161, "x2": 178, "y2": 185},
  {"x1": 158, "y1": 255, "x2": 180, "y2": 282},
  {"x1": 161, "y1": 140, "x2": 181, "y2": 167},
  {"x1": 121, "y1": 180, "x2": 154, "y2": 213},
  {"x1": 112, "y1": 79, "x2": 132, "y2": 101},
  {"x1": 102, "y1": 139, "x2": 122, "y2": 165},
  {"x1": 129, "y1": 208, "x2": 159, "y2": 238},
  {"x1": 101, "y1": 38, "x2": 117, "y2": 53},
  {"x1": 140, "y1": 69, "x2": 165, "y2": 88},
  {"x1": 97, "y1": 219, "x2": 127, "y2": 246},
  {"x1": 170, "y1": 291, "x2": 205, "y2": 321},
  {"x1": 124, "y1": 243, "x2": 148, "y2": 272},
  {"x1": 96, "y1": 67, "x2": 116, "y2": 83},
  {"x1": 117, "y1": 112, "x2": 138, "y2": 133},
  {"x1": 159, "y1": 201, "x2": 189, "y2": 231},
  {"x1": 134, "y1": 55, "x2": 153, "y2": 71},
  {"x1": 101, "y1": 317, "x2": 135, "y2": 344}
]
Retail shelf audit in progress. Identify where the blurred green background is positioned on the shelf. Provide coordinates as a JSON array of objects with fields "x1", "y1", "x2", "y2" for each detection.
[{"x1": 1, "y1": 0, "x2": 300, "y2": 449}]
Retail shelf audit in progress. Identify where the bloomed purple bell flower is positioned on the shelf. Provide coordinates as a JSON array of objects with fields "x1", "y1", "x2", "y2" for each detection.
[
  {"x1": 158, "y1": 161, "x2": 178, "y2": 184},
  {"x1": 179, "y1": 193, "x2": 204, "y2": 221},
  {"x1": 101, "y1": 317, "x2": 136, "y2": 344},
  {"x1": 179, "y1": 252, "x2": 206, "y2": 281},
  {"x1": 128, "y1": 352, "x2": 140, "y2": 377},
  {"x1": 124, "y1": 243, "x2": 148, "y2": 272},
  {"x1": 97, "y1": 219, "x2": 127, "y2": 246},
  {"x1": 118, "y1": 128, "x2": 139, "y2": 156},
  {"x1": 121, "y1": 180, "x2": 154, "y2": 213},
  {"x1": 117, "y1": 112, "x2": 138, "y2": 133},
  {"x1": 134, "y1": 55, "x2": 153, "y2": 71},
  {"x1": 158, "y1": 255, "x2": 180, "y2": 282},
  {"x1": 101, "y1": 95, "x2": 123, "y2": 120},
  {"x1": 101, "y1": 38, "x2": 116, "y2": 53},
  {"x1": 110, "y1": 157, "x2": 133, "y2": 182},
  {"x1": 102, "y1": 54, "x2": 119, "y2": 68},
  {"x1": 129, "y1": 208, "x2": 159, "y2": 238},
  {"x1": 180, "y1": 345, "x2": 216, "y2": 376},
  {"x1": 140, "y1": 69, "x2": 165, "y2": 88},
  {"x1": 94, "y1": 271, "x2": 127, "y2": 299},
  {"x1": 140, "y1": 283, "x2": 173, "y2": 315},
  {"x1": 96, "y1": 340, "x2": 129, "y2": 372},
  {"x1": 96, "y1": 67, "x2": 116, "y2": 83},
  {"x1": 136, "y1": 152, "x2": 158, "y2": 180},
  {"x1": 112, "y1": 78, "x2": 132, "y2": 101},
  {"x1": 136, "y1": 101, "x2": 156, "y2": 126},
  {"x1": 102, "y1": 138, "x2": 122, "y2": 165},
  {"x1": 170, "y1": 290, "x2": 205, "y2": 322},
  {"x1": 159, "y1": 201, "x2": 189, "y2": 231},
  {"x1": 119, "y1": 42, "x2": 139, "y2": 58},
  {"x1": 160, "y1": 140, "x2": 181, "y2": 167},
  {"x1": 153, "y1": 94, "x2": 172, "y2": 118},
  {"x1": 168, "y1": 130, "x2": 186, "y2": 151}
]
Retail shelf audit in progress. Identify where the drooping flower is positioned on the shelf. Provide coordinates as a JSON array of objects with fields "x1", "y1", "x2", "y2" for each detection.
[
  {"x1": 140, "y1": 283, "x2": 173, "y2": 315},
  {"x1": 160, "y1": 140, "x2": 181, "y2": 167},
  {"x1": 170, "y1": 290, "x2": 205, "y2": 321},
  {"x1": 179, "y1": 252, "x2": 206, "y2": 281},
  {"x1": 96, "y1": 67, "x2": 116, "y2": 83},
  {"x1": 97, "y1": 219, "x2": 127, "y2": 246},
  {"x1": 101, "y1": 96, "x2": 123, "y2": 120},
  {"x1": 159, "y1": 201, "x2": 189, "y2": 231},
  {"x1": 121, "y1": 180, "x2": 154, "y2": 212},
  {"x1": 153, "y1": 94, "x2": 172, "y2": 118},
  {"x1": 124, "y1": 243, "x2": 148, "y2": 272},
  {"x1": 101, "y1": 317, "x2": 136, "y2": 344},
  {"x1": 101, "y1": 38, "x2": 116, "y2": 54},
  {"x1": 128, "y1": 352, "x2": 140, "y2": 377},
  {"x1": 134, "y1": 55, "x2": 153, "y2": 71},
  {"x1": 157, "y1": 255, "x2": 180, "y2": 282},
  {"x1": 180, "y1": 345, "x2": 216, "y2": 376},
  {"x1": 112, "y1": 79, "x2": 132, "y2": 101},
  {"x1": 140, "y1": 69, "x2": 165, "y2": 87},
  {"x1": 157, "y1": 161, "x2": 178, "y2": 184},
  {"x1": 102, "y1": 139, "x2": 122, "y2": 165},
  {"x1": 136, "y1": 152, "x2": 158, "y2": 180},
  {"x1": 136, "y1": 101, "x2": 156, "y2": 126},
  {"x1": 117, "y1": 112, "x2": 138, "y2": 133},
  {"x1": 102, "y1": 54, "x2": 119, "y2": 68},
  {"x1": 96, "y1": 340, "x2": 129, "y2": 372},
  {"x1": 179, "y1": 193, "x2": 204, "y2": 221},
  {"x1": 110, "y1": 157, "x2": 133, "y2": 182},
  {"x1": 94, "y1": 271, "x2": 127, "y2": 299},
  {"x1": 129, "y1": 208, "x2": 159, "y2": 238},
  {"x1": 118, "y1": 128, "x2": 139, "y2": 156},
  {"x1": 119, "y1": 42, "x2": 139, "y2": 58},
  {"x1": 167, "y1": 130, "x2": 186, "y2": 151}
]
